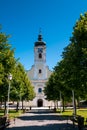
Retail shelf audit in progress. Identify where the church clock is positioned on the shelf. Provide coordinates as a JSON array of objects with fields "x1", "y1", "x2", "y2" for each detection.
[{"x1": 38, "y1": 48, "x2": 43, "y2": 53}]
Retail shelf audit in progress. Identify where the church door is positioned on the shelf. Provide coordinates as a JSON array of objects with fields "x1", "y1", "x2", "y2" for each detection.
[{"x1": 37, "y1": 99, "x2": 43, "y2": 107}]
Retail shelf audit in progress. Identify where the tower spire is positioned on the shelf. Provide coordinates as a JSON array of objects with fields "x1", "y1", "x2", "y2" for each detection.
[
  {"x1": 38, "y1": 28, "x2": 42, "y2": 41},
  {"x1": 35, "y1": 29, "x2": 46, "y2": 46}
]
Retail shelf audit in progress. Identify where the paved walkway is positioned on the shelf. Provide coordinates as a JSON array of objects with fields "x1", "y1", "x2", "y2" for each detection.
[{"x1": 6, "y1": 110, "x2": 78, "y2": 130}]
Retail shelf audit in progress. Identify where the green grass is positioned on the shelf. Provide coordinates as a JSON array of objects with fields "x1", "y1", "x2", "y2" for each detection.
[
  {"x1": 0, "y1": 109, "x2": 5, "y2": 116},
  {"x1": 61, "y1": 108, "x2": 87, "y2": 124},
  {"x1": 9, "y1": 110, "x2": 23, "y2": 119},
  {"x1": 77, "y1": 109, "x2": 87, "y2": 118},
  {"x1": 0, "y1": 109, "x2": 23, "y2": 119},
  {"x1": 62, "y1": 109, "x2": 73, "y2": 116},
  {"x1": 62, "y1": 108, "x2": 87, "y2": 118}
]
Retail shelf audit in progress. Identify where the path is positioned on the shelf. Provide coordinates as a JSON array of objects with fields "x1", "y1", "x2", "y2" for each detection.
[{"x1": 6, "y1": 110, "x2": 78, "y2": 130}]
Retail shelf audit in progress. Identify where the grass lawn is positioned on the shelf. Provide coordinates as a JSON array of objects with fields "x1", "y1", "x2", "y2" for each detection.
[
  {"x1": 62, "y1": 108, "x2": 87, "y2": 117},
  {"x1": 61, "y1": 108, "x2": 87, "y2": 124},
  {"x1": 0, "y1": 109, "x2": 23, "y2": 119}
]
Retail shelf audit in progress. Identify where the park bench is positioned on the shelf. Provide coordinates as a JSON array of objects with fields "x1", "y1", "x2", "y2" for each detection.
[
  {"x1": 85, "y1": 118, "x2": 87, "y2": 125},
  {"x1": 0, "y1": 116, "x2": 7, "y2": 130},
  {"x1": 70, "y1": 115, "x2": 78, "y2": 125},
  {"x1": 0, "y1": 116, "x2": 10, "y2": 130},
  {"x1": 84, "y1": 118, "x2": 87, "y2": 130},
  {"x1": 70, "y1": 115, "x2": 84, "y2": 130}
]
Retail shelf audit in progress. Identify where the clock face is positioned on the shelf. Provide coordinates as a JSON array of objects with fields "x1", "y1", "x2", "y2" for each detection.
[{"x1": 38, "y1": 48, "x2": 43, "y2": 53}]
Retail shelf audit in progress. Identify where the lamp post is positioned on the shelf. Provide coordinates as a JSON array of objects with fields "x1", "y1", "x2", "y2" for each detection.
[{"x1": 7, "y1": 74, "x2": 12, "y2": 116}]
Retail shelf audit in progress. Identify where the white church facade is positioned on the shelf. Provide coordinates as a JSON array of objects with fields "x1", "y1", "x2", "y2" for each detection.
[{"x1": 27, "y1": 33, "x2": 54, "y2": 107}]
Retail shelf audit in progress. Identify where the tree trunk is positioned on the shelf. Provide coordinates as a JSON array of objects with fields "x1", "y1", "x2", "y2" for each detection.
[
  {"x1": 16, "y1": 101, "x2": 19, "y2": 112},
  {"x1": 54, "y1": 101, "x2": 56, "y2": 112},
  {"x1": 22, "y1": 100, "x2": 24, "y2": 110},
  {"x1": 4, "y1": 100, "x2": 7, "y2": 115},
  {"x1": 77, "y1": 98, "x2": 80, "y2": 109},
  {"x1": 74, "y1": 99, "x2": 77, "y2": 115},
  {"x1": 57, "y1": 100, "x2": 58, "y2": 109},
  {"x1": 62, "y1": 97, "x2": 65, "y2": 112}
]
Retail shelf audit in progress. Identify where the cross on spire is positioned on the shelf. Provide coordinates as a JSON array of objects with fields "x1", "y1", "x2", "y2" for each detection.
[{"x1": 38, "y1": 28, "x2": 42, "y2": 41}]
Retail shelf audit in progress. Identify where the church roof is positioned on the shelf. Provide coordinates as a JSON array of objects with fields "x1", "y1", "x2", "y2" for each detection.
[{"x1": 35, "y1": 34, "x2": 46, "y2": 47}]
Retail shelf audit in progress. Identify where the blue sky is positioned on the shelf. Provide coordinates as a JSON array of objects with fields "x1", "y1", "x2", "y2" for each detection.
[{"x1": 0, "y1": 0, "x2": 87, "y2": 70}]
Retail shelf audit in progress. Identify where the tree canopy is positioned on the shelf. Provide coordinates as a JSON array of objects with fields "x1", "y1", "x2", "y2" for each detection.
[
  {"x1": 44, "y1": 12, "x2": 87, "y2": 105},
  {"x1": 0, "y1": 30, "x2": 35, "y2": 105}
]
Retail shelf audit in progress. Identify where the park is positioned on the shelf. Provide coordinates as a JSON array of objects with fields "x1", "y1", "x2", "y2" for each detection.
[{"x1": 0, "y1": 5, "x2": 87, "y2": 130}]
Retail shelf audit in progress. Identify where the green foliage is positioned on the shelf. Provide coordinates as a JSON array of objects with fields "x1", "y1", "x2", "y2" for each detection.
[
  {"x1": 44, "y1": 12, "x2": 87, "y2": 104},
  {"x1": 0, "y1": 33, "x2": 15, "y2": 73},
  {"x1": 60, "y1": 12, "x2": 87, "y2": 100},
  {"x1": 0, "y1": 30, "x2": 35, "y2": 103},
  {"x1": 44, "y1": 73, "x2": 60, "y2": 101},
  {"x1": 0, "y1": 63, "x2": 4, "y2": 85},
  {"x1": 0, "y1": 32, "x2": 16, "y2": 101},
  {"x1": 62, "y1": 12, "x2": 87, "y2": 99},
  {"x1": 11, "y1": 62, "x2": 35, "y2": 101}
]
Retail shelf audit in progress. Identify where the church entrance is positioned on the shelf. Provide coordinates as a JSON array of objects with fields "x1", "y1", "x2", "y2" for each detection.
[{"x1": 37, "y1": 99, "x2": 43, "y2": 107}]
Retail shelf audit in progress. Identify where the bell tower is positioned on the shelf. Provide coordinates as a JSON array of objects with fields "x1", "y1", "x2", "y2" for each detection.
[
  {"x1": 27, "y1": 31, "x2": 53, "y2": 107},
  {"x1": 34, "y1": 32, "x2": 47, "y2": 79}
]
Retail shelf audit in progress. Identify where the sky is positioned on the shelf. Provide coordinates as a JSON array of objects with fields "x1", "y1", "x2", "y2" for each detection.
[{"x1": 0, "y1": 0, "x2": 87, "y2": 70}]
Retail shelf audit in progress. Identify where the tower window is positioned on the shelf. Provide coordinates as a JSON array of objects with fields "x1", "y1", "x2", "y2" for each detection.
[
  {"x1": 39, "y1": 53, "x2": 42, "y2": 58},
  {"x1": 39, "y1": 69, "x2": 42, "y2": 74},
  {"x1": 38, "y1": 88, "x2": 42, "y2": 93}
]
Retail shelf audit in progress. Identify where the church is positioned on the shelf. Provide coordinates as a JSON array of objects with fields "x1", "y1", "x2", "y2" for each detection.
[{"x1": 27, "y1": 33, "x2": 54, "y2": 107}]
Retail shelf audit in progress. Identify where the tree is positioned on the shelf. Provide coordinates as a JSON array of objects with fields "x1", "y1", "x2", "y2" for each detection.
[
  {"x1": 0, "y1": 63, "x2": 4, "y2": 85},
  {"x1": 59, "y1": 12, "x2": 87, "y2": 114},
  {"x1": 44, "y1": 12, "x2": 87, "y2": 112},
  {"x1": 0, "y1": 32, "x2": 16, "y2": 110},
  {"x1": 44, "y1": 73, "x2": 59, "y2": 101},
  {"x1": 62, "y1": 12, "x2": 87, "y2": 100},
  {"x1": 71, "y1": 13, "x2": 87, "y2": 98},
  {"x1": 54, "y1": 60, "x2": 73, "y2": 110},
  {"x1": 11, "y1": 62, "x2": 35, "y2": 110}
]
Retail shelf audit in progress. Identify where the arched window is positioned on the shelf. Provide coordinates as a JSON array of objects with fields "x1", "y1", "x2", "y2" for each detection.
[
  {"x1": 39, "y1": 53, "x2": 42, "y2": 58},
  {"x1": 39, "y1": 69, "x2": 42, "y2": 74},
  {"x1": 38, "y1": 88, "x2": 42, "y2": 93}
]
